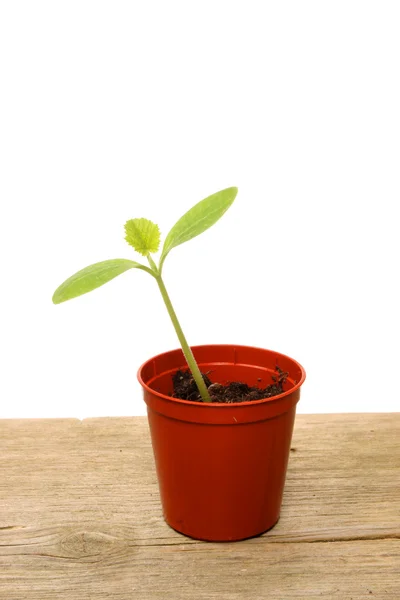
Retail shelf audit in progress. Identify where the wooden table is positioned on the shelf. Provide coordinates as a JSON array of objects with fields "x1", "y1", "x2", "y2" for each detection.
[{"x1": 1, "y1": 414, "x2": 399, "y2": 599}]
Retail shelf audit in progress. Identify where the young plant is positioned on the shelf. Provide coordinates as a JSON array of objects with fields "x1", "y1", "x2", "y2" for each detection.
[{"x1": 52, "y1": 186, "x2": 238, "y2": 402}]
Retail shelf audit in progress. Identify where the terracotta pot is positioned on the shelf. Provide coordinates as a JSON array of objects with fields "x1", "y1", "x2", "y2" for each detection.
[{"x1": 138, "y1": 344, "x2": 306, "y2": 542}]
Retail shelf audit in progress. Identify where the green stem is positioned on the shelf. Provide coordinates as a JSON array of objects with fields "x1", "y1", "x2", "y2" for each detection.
[{"x1": 147, "y1": 255, "x2": 211, "y2": 402}]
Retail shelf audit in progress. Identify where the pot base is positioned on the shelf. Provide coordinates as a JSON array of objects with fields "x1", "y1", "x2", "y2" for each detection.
[{"x1": 167, "y1": 516, "x2": 281, "y2": 543}]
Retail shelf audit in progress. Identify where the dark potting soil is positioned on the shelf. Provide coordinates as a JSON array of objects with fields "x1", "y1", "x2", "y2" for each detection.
[{"x1": 171, "y1": 367, "x2": 288, "y2": 403}]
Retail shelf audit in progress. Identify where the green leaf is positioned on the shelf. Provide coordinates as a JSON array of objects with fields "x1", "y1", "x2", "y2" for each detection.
[
  {"x1": 160, "y1": 186, "x2": 238, "y2": 270},
  {"x1": 52, "y1": 258, "x2": 153, "y2": 304},
  {"x1": 124, "y1": 218, "x2": 160, "y2": 256}
]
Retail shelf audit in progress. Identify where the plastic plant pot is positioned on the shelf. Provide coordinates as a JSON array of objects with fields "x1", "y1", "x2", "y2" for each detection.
[{"x1": 138, "y1": 344, "x2": 306, "y2": 542}]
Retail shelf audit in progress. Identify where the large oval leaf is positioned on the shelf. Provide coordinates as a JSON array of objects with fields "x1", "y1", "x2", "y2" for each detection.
[
  {"x1": 160, "y1": 186, "x2": 238, "y2": 270},
  {"x1": 52, "y1": 258, "x2": 153, "y2": 304}
]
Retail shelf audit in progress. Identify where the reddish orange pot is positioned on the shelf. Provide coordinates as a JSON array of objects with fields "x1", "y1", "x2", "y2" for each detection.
[{"x1": 138, "y1": 344, "x2": 306, "y2": 542}]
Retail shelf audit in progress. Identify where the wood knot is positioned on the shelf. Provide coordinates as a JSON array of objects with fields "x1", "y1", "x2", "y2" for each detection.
[{"x1": 61, "y1": 530, "x2": 118, "y2": 559}]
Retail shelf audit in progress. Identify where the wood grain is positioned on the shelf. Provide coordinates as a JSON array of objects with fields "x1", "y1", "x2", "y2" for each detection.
[{"x1": 0, "y1": 414, "x2": 399, "y2": 599}]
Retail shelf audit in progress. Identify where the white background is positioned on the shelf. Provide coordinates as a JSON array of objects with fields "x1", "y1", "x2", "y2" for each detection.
[{"x1": 1, "y1": 1, "x2": 399, "y2": 418}]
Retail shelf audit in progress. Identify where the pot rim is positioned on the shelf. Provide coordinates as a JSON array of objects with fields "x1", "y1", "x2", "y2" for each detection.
[{"x1": 137, "y1": 344, "x2": 306, "y2": 409}]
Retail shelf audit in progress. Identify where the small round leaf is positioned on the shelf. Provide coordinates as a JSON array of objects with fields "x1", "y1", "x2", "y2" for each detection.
[{"x1": 124, "y1": 218, "x2": 161, "y2": 256}]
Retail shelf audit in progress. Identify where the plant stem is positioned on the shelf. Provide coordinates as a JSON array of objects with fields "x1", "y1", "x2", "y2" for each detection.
[{"x1": 147, "y1": 255, "x2": 211, "y2": 402}]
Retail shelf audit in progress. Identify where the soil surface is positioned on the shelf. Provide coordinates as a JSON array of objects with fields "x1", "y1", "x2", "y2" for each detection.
[{"x1": 171, "y1": 367, "x2": 288, "y2": 403}]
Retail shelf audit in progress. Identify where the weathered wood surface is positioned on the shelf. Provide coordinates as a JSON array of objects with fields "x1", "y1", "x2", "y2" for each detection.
[{"x1": 0, "y1": 414, "x2": 399, "y2": 599}]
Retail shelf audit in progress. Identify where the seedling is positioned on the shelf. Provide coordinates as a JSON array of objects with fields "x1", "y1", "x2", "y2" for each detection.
[{"x1": 52, "y1": 186, "x2": 238, "y2": 402}]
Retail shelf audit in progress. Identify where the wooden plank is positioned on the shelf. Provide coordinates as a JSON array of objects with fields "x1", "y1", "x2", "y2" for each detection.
[
  {"x1": 0, "y1": 414, "x2": 399, "y2": 599},
  {"x1": 0, "y1": 539, "x2": 398, "y2": 599}
]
